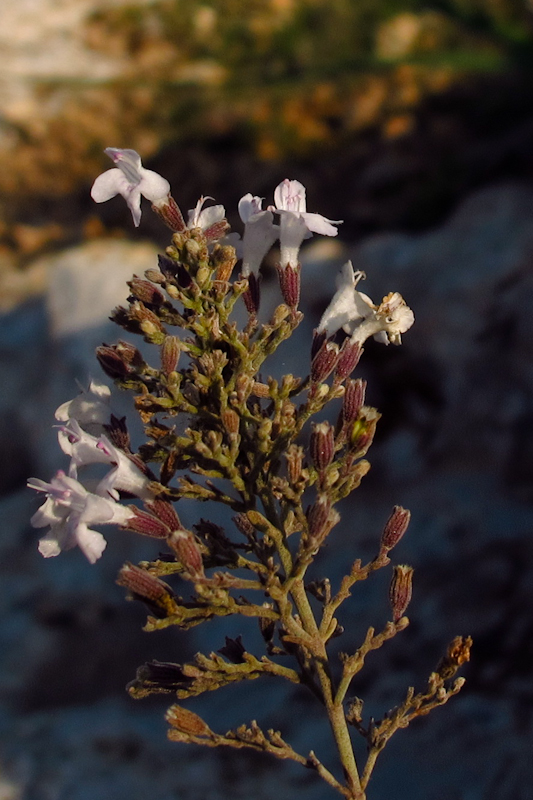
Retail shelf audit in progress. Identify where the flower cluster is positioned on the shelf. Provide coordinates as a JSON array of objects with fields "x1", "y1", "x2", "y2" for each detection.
[{"x1": 28, "y1": 148, "x2": 468, "y2": 800}]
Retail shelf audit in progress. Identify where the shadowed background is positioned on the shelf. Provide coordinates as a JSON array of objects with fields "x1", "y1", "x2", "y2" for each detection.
[{"x1": 1, "y1": 1, "x2": 533, "y2": 798}]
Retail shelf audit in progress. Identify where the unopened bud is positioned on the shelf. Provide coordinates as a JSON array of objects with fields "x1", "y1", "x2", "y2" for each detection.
[
  {"x1": 212, "y1": 244, "x2": 237, "y2": 282},
  {"x1": 311, "y1": 341, "x2": 339, "y2": 384},
  {"x1": 128, "y1": 277, "x2": 165, "y2": 306},
  {"x1": 203, "y1": 218, "x2": 230, "y2": 243},
  {"x1": 336, "y1": 340, "x2": 362, "y2": 380},
  {"x1": 233, "y1": 513, "x2": 255, "y2": 539},
  {"x1": 310, "y1": 422, "x2": 335, "y2": 471},
  {"x1": 343, "y1": 379, "x2": 366, "y2": 423},
  {"x1": 311, "y1": 329, "x2": 327, "y2": 361},
  {"x1": 145, "y1": 499, "x2": 182, "y2": 531},
  {"x1": 277, "y1": 263, "x2": 301, "y2": 309},
  {"x1": 130, "y1": 301, "x2": 165, "y2": 334},
  {"x1": 166, "y1": 704, "x2": 212, "y2": 736},
  {"x1": 117, "y1": 562, "x2": 173, "y2": 606},
  {"x1": 349, "y1": 406, "x2": 379, "y2": 455},
  {"x1": 389, "y1": 565, "x2": 414, "y2": 622},
  {"x1": 161, "y1": 335, "x2": 180, "y2": 374},
  {"x1": 144, "y1": 268, "x2": 166, "y2": 285},
  {"x1": 381, "y1": 506, "x2": 411, "y2": 552},
  {"x1": 307, "y1": 495, "x2": 332, "y2": 541},
  {"x1": 222, "y1": 408, "x2": 240, "y2": 437},
  {"x1": 96, "y1": 344, "x2": 131, "y2": 379},
  {"x1": 167, "y1": 529, "x2": 205, "y2": 580}
]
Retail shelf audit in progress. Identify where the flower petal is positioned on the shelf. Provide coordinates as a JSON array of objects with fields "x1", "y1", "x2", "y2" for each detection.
[
  {"x1": 90, "y1": 169, "x2": 130, "y2": 203},
  {"x1": 138, "y1": 169, "x2": 171, "y2": 204}
]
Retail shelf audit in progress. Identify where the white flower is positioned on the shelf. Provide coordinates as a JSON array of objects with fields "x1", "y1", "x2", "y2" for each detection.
[
  {"x1": 318, "y1": 261, "x2": 414, "y2": 345},
  {"x1": 55, "y1": 379, "x2": 111, "y2": 429},
  {"x1": 57, "y1": 419, "x2": 153, "y2": 499},
  {"x1": 270, "y1": 179, "x2": 342, "y2": 268},
  {"x1": 28, "y1": 471, "x2": 135, "y2": 563},
  {"x1": 91, "y1": 148, "x2": 170, "y2": 227},
  {"x1": 238, "y1": 193, "x2": 279, "y2": 276},
  {"x1": 187, "y1": 196, "x2": 226, "y2": 231}
]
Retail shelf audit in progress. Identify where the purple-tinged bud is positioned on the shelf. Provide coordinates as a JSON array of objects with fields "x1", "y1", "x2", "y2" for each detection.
[
  {"x1": 242, "y1": 272, "x2": 261, "y2": 315},
  {"x1": 381, "y1": 506, "x2": 411, "y2": 552},
  {"x1": 233, "y1": 513, "x2": 255, "y2": 539},
  {"x1": 285, "y1": 444, "x2": 304, "y2": 485},
  {"x1": 152, "y1": 194, "x2": 186, "y2": 232},
  {"x1": 166, "y1": 704, "x2": 212, "y2": 736},
  {"x1": 128, "y1": 277, "x2": 165, "y2": 306},
  {"x1": 203, "y1": 218, "x2": 230, "y2": 243},
  {"x1": 145, "y1": 499, "x2": 182, "y2": 531},
  {"x1": 342, "y1": 379, "x2": 366, "y2": 423},
  {"x1": 310, "y1": 422, "x2": 335, "y2": 471},
  {"x1": 235, "y1": 373, "x2": 254, "y2": 402},
  {"x1": 117, "y1": 562, "x2": 173, "y2": 604},
  {"x1": 307, "y1": 495, "x2": 332, "y2": 541},
  {"x1": 335, "y1": 340, "x2": 362, "y2": 380},
  {"x1": 129, "y1": 301, "x2": 165, "y2": 335},
  {"x1": 277, "y1": 263, "x2": 301, "y2": 309},
  {"x1": 311, "y1": 341, "x2": 339, "y2": 384},
  {"x1": 311, "y1": 328, "x2": 327, "y2": 361},
  {"x1": 96, "y1": 344, "x2": 133, "y2": 379},
  {"x1": 161, "y1": 335, "x2": 180, "y2": 374},
  {"x1": 167, "y1": 529, "x2": 205, "y2": 580},
  {"x1": 122, "y1": 507, "x2": 169, "y2": 538},
  {"x1": 349, "y1": 407, "x2": 380, "y2": 455},
  {"x1": 389, "y1": 564, "x2": 413, "y2": 622}
]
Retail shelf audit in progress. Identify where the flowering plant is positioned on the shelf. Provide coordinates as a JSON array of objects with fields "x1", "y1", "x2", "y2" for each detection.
[{"x1": 29, "y1": 150, "x2": 470, "y2": 800}]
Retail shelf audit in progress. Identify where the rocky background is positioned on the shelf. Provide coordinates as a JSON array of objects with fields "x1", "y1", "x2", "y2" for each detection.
[{"x1": 2, "y1": 1, "x2": 533, "y2": 799}]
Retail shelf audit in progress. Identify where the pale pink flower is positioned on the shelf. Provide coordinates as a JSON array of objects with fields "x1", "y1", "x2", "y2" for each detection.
[
  {"x1": 270, "y1": 179, "x2": 342, "y2": 268},
  {"x1": 55, "y1": 379, "x2": 111, "y2": 429},
  {"x1": 238, "y1": 193, "x2": 279, "y2": 276},
  {"x1": 28, "y1": 471, "x2": 135, "y2": 563},
  {"x1": 91, "y1": 148, "x2": 170, "y2": 227},
  {"x1": 318, "y1": 261, "x2": 414, "y2": 345}
]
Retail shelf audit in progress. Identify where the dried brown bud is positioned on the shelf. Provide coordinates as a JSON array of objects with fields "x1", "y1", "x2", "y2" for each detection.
[
  {"x1": 218, "y1": 635, "x2": 246, "y2": 664},
  {"x1": 96, "y1": 344, "x2": 133, "y2": 379},
  {"x1": 203, "y1": 218, "x2": 230, "y2": 243},
  {"x1": 343, "y1": 379, "x2": 366, "y2": 423},
  {"x1": 437, "y1": 635, "x2": 473, "y2": 680},
  {"x1": 285, "y1": 444, "x2": 304, "y2": 485},
  {"x1": 335, "y1": 340, "x2": 362, "y2": 380},
  {"x1": 128, "y1": 277, "x2": 165, "y2": 306},
  {"x1": 103, "y1": 414, "x2": 130, "y2": 451},
  {"x1": 389, "y1": 565, "x2": 414, "y2": 622},
  {"x1": 310, "y1": 422, "x2": 335, "y2": 471},
  {"x1": 212, "y1": 244, "x2": 237, "y2": 282},
  {"x1": 221, "y1": 408, "x2": 240, "y2": 436},
  {"x1": 381, "y1": 506, "x2": 411, "y2": 552},
  {"x1": 129, "y1": 301, "x2": 165, "y2": 335},
  {"x1": 117, "y1": 562, "x2": 173, "y2": 604},
  {"x1": 166, "y1": 704, "x2": 212, "y2": 736},
  {"x1": 167, "y1": 529, "x2": 205, "y2": 580},
  {"x1": 311, "y1": 341, "x2": 339, "y2": 384},
  {"x1": 161, "y1": 335, "x2": 180, "y2": 374},
  {"x1": 277, "y1": 263, "x2": 301, "y2": 309},
  {"x1": 233, "y1": 513, "x2": 255, "y2": 539},
  {"x1": 122, "y1": 507, "x2": 169, "y2": 538}
]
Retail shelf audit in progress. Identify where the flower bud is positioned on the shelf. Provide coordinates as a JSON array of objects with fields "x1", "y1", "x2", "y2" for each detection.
[
  {"x1": 145, "y1": 499, "x2": 182, "y2": 531},
  {"x1": 166, "y1": 704, "x2": 212, "y2": 736},
  {"x1": 310, "y1": 422, "x2": 335, "y2": 471},
  {"x1": 117, "y1": 562, "x2": 174, "y2": 607},
  {"x1": 343, "y1": 379, "x2": 366, "y2": 423},
  {"x1": 335, "y1": 340, "x2": 362, "y2": 380},
  {"x1": 311, "y1": 329, "x2": 327, "y2": 361},
  {"x1": 389, "y1": 565, "x2": 414, "y2": 622},
  {"x1": 307, "y1": 495, "x2": 332, "y2": 541},
  {"x1": 167, "y1": 529, "x2": 205, "y2": 580},
  {"x1": 277, "y1": 263, "x2": 301, "y2": 309},
  {"x1": 212, "y1": 244, "x2": 237, "y2": 282},
  {"x1": 128, "y1": 277, "x2": 165, "y2": 306},
  {"x1": 381, "y1": 506, "x2": 411, "y2": 552},
  {"x1": 218, "y1": 635, "x2": 246, "y2": 664},
  {"x1": 161, "y1": 335, "x2": 180, "y2": 374},
  {"x1": 311, "y1": 341, "x2": 339, "y2": 384},
  {"x1": 222, "y1": 408, "x2": 240, "y2": 437},
  {"x1": 96, "y1": 344, "x2": 134, "y2": 379}
]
